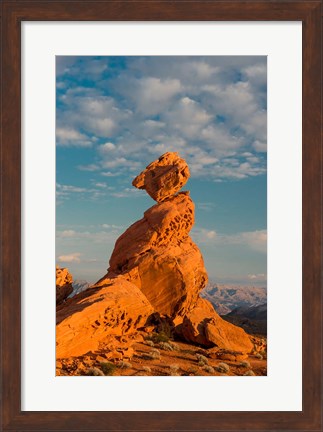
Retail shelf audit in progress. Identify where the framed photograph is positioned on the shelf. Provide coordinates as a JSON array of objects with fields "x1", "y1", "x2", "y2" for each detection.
[{"x1": 1, "y1": 1, "x2": 322, "y2": 431}]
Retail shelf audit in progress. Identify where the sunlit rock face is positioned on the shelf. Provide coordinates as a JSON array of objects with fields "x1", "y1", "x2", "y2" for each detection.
[
  {"x1": 56, "y1": 277, "x2": 153, "y2": 358},
  {"x1": 106, "y1": 191, "x2": 207, "y2": 320},
  {"x1": 181, "y1": 297, "x2": 253, "y2": 351},
  {"x1": 132, "y1": 152, "x2": 190, "y2": 202}
]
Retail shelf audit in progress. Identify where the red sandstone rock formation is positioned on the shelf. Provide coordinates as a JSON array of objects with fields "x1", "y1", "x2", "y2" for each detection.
[
  {"x1": 181, "y1": 298, "x2": 253, "y2": 352},
  {"x1": 98, "y1": 191, "x2": 207, "y2": 322},
  {"x1": 56, "y1": 277, "x2": 153, "y2": 358},
  {"x1": 132, "y1": 152, "x2": 190, "y2": 202},
  {"x1": 56, "y1": 152, "x2": 252, "y2": 358},
  {"x1": 56, "y1": 266, "x2": 73, "y2": 305}
]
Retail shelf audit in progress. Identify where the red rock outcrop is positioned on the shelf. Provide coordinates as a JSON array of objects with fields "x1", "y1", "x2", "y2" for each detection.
[
  {"x1": 56, "y1": 151, "x2": 253, "y2": 359},
  {"x1": 181, "y1": 298, "x2": 253, "y2": 351},
  {"x1": 56, "y1": 266, "x2": 73, "y2": 305},
  {"x1": 98, "y1": 191, "x2": 207, "y2": 321},
  {"x1": 56, "y1": 277, "x2": 153, "y2": 358},
  {"x1": 132, "y1": 152, "x2": 190, "y2": 202}
]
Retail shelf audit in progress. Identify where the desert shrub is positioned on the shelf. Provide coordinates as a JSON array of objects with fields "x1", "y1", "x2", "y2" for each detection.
[
  {"x1": 86, "y1": 367, "x2": 105, "y2": 376},
  {"x1": 196, "y1": 354, "x2": 208, "y2": 366},
  {"x1": 169, "y1": 364, "x2": 179, "y2": 372},
  {"x1": 187, "y1": 367, "x2": 198, "y2": 375},
  {"x1": 255, "y1": 353, "x2": 263, "y2": 360},
  {"x1": 216, "y1": 362, "x2": 230, "y2": 373},
  {"x1": 240, "y1": 361, "x2": 251, "y2": 368},
  {"x1": 144, "y1": 350, "x2": 161, "y2": 360},
  {"x1": 203, "y1": 365, "x2": 215, "y2": 374},
  {"x1": 100, "y1": 362, "x2": 116, "y2": 376},
  {"x1": 141, "y1": 366, "x2": 151, "y2": 373},
  {"x1": 244, "y1": 370, "x2": 255, "y2": 376},
  {"x1": 151, "y1": 332, "x2": 169, "y2": 343},
  {"x1": 168, "y1": 364, "x2": 180, "y2": 376},
  {"x1": 145, "y1": 340, "x2": 155, "y2": 347},
  {"x1": 117, "y1": 361, "x2": 132, "y2": 369},
  {"x1": 169, "y1": 342, "x2": 180, "y2": 351},
  {"x1": 158, "y1": 342, "x2": 174, "y2": 351}
]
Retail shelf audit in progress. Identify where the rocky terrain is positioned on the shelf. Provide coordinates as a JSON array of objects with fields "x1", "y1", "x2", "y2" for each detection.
[{"x1": 56, "y1": 152, "x2": 266, "y2": 376}]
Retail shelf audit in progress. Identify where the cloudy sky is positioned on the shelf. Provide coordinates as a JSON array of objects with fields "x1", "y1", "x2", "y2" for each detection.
[{"x1": 56, "y1": 56, "x2": 267, "y2": 285}]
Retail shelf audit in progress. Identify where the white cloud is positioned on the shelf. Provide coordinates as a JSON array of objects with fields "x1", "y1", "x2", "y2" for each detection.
[
  {"x1": 57, "y1": 184, "x2": 88, "y2": 193},
  {"x1": 191, "y1": 227, "x2": 217, "y2": 243},
  {"x1": 120, "y1": 77, "x2": 182, "y2": 115},
  {"x1": 163, "y1": 97, "x2": 212, "y2": 139},
  {"x1": 253, "y1": 140, "x2": 267, "y2": 153},
  {"x1": 243, "y1": 64, "x2": 267, "y2": 87},
  {"x1": 58, "y1": 94, "x2": 131, "y2": 138},
  {"x1": 56, "y1": 127, "x2": 92, "y2": 147},
  {"x1": 57, "y1": 252, "x2": 82, "y2": 263},
  {"x1": 101, "y1": 157, "x2": 130, "y2": 169},
  {"x1": 58, "y1": 230, "x2": 77, "y2": 238},
  {"x1": 192, "y1": 227, "x2": 267, "y2": 253},
  {"x1": 219, "y1": 230, "x2": 267, "y2": 253},
  {"x1": 111, "y1": 187, "x2": 145, "y2": 198},
  {"x1": 57, "y1": 228, "x2": 123, "y2": 244},
  {"x1": 95, "y1": 182, "x2": 107, "y2": 188},
  {"x1": 57, "y1": 56, "x2": 267, "y2": 181},
  {"x1": 101, "y1": 171, "x2": 120, "y2": 177},
  {"x1": 196, "y1": 202, "x2": 216, "y2": 212},
  {"x1": 77, "y1": 164, "x2": 100, "y2": 172},
  {"x1": 100, "y1": 142, "x2": 116, "y2": 153},
  {"x1": 248, "y1": 273, "x2": 266, "y2": 280},
  {"x1": 102, "y1": 224, "x2": 124, "y2": 229}
]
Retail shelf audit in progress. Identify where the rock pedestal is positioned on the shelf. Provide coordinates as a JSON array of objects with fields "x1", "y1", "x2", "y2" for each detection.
[{"x1": 56, "y1": 152, "x2": 253, "y2": 358}]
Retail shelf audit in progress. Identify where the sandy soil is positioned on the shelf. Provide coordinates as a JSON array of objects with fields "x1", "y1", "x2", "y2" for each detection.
[{"x1": 56, "y1": 336, "x2": 267, "y2": 377}]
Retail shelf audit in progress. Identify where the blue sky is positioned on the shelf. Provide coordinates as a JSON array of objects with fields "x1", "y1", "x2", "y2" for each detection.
[{"x1": 56, "y1": 56, "x2": 267, "y2": 285}]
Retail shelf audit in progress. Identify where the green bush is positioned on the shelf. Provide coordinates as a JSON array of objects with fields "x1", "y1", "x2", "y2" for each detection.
[
  {"x1": 100, "y1": 362, "x2": 116, "y2": 376},
  {"x1": 203, "y1": 365, "x2": 215, "y2": 374},
  {"x1": 240, "y1": 361, "x2": 251, "y2": 368},
  {"x1": 86, "y1": 366, "x2": 105, "y2": 376},
  {"x1": 117, "y1": 361, "x2": 132, "y2": 369},
  {"x1": 158, "y1": 342, "x2": 174, "y2": 351},
  {"x1": 196, "y1": 354, "x2": 208, "y2": 366},
  {"x1": 144, "y1": 350, "x2": 161, "y2": 360},
  {"x1": 145, "y1": 340, "x2": 155, "y2": 347},
  {"x1": 216, "y1": 362, "x2": 230, "y2": 373},
  {"x1": 151, "y1": 332, "x2": 169, "y2": 343}
]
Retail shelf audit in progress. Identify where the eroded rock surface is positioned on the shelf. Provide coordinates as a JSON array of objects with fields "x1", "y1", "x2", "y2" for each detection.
[
  {"x1": 132, "y1": 152, "x2": 190, "y2": 202},
  {"x1": 181, "y1": 298, "x2": 253, "y2": 352},
  {"x1": 97, "y1": 192, "x2": 207, "y2": 321},
  {"x1": 56, "y1": 277, "x2": 153, "y2": 358}
]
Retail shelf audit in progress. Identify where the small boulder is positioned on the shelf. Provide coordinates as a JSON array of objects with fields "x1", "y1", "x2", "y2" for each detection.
[
  {"x1": 132, "y1": 152, "x2": 190, "y2": 202},
  {"x1": 181, "y1": 298, "x2": 253, "y2": 353}
]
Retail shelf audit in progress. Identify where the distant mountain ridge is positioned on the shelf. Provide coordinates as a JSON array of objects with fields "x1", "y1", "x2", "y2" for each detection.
[
  {"x1": 68, "y1": 280, "x2": 90, "y2": 298},
  {"x1": 201, "y1": 283, "x2": 267, "y2": 315},
  {"x1": 223, "y1": 303, "x2": 267, "y2": 336}
]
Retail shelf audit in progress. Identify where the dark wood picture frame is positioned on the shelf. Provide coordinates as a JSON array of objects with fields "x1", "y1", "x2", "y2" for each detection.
[{"x1": 1, "y1": 1, "x2": 322, "y2": 431}]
